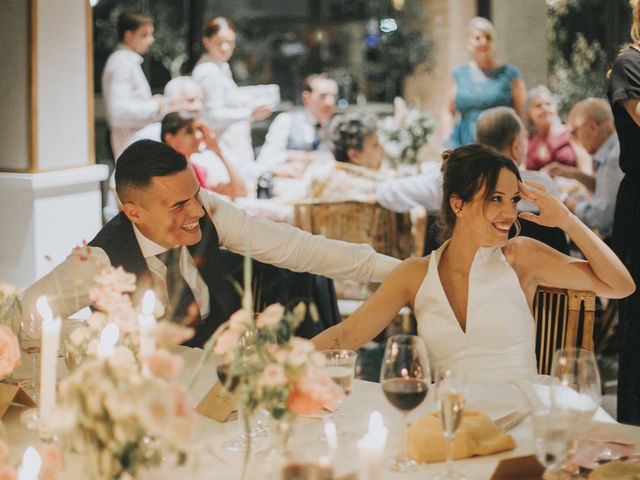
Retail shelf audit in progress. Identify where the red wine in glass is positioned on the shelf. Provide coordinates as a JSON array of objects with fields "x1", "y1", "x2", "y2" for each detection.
[
  {"x1": 216, "y1": 363, "x2": 240, "y2": 392},
  {"x1": 382, "y1": 377, "x2": 429, "y2": 412}
]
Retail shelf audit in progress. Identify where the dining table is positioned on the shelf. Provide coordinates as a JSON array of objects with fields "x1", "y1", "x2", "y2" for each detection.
[{"x1": 5, "y1": 346, "x2": 640, "y2": 479}]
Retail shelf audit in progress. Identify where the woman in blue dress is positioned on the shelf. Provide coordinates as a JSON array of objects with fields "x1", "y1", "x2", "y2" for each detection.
[{"x1": 442, "y1": 17, "x2": 527, "y2": 148}]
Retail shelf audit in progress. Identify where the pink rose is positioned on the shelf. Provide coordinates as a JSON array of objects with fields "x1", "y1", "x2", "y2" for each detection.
[
  {"x1": 228, "y1": 309, "x2": 249, "y2": 332},
  {"x1": 287, "y1": 365, "x2": 343, "y2": 415},
  {"x1": 0, "y1": 465, "x2": 16, "y2": 480},
  {"x1": 0, "y1": 325, "x2": 20, "y2": 379},
  {"x1": 38, "y1": 445, "x2": 64, "y2": 480},
  {"x1": 256, "y1": 304, "x2": 285, "y2": 329},
  {"x1": 144, "y1": 350, "x2": 185, "y2": 380},
  {"x1": 151, "y1": 322, "x2": 194, "y2": 346},
  {"x1": 213, "y1": 327, "x2": 241, "y2": 355},
  {"x1": 258, "y1": 364, "x2": 287, "y2": 388}
]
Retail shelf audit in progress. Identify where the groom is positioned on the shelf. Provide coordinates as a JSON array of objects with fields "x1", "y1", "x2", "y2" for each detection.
[{"x1": 11, "y1": 140, "x2": 399, "y2": 347}]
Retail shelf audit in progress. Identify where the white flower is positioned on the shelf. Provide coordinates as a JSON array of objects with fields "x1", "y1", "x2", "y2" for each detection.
[{"x1": 256, "y1": 304, "x2": 285, "y2": 329}]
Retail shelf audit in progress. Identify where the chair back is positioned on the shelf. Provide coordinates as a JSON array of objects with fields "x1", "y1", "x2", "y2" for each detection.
[
  {"x1": 533, "y1": 286, "x2": 596, "y2": 375},
  {"x1": 294, "y1": 200, "x2": 413, "y2": 259}
]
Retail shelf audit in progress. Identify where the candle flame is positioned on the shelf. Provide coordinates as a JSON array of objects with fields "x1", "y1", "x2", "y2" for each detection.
[
  {"x1": 100, "y1": 323, "x2": 119, "y2": 349},
  {"x1": 18, "y1": 446, "x2": 41, "y2": 479},
  {"x1": 36, "y1": 296, "x2": 53, "y2": 323},
  {"x1": 142, "y1": 290, "x2": 155, "y2": 316}
]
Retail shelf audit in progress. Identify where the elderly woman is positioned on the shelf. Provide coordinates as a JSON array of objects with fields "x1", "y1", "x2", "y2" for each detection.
[
  {"x1": 442, "y1": 17, "x2": 526, "y2": 148},
  {"x1": 525, "y1": 85, "x2": 590, "y2": 172},
  {"x1": 309, "y1": 113, "x2": 387, "y2": 201}
]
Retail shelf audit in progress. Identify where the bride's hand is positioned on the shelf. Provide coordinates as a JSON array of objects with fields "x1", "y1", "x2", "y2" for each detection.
[{"x1": 518, "y1": 181, "x2": 573, "y2": 229}]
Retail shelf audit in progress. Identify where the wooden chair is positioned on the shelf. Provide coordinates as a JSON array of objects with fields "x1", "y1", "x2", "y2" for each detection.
[
  {"x1": 293, "y1": 200, "x2": 414, "y2": 259},
  {"x1": 533, "y1": 286, "x2": 596, "y2": 375}
]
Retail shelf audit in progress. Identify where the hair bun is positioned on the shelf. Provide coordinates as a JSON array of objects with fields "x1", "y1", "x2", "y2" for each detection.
[{"x1": 441, "y1": 149, "x2": 453, "y2": 163}]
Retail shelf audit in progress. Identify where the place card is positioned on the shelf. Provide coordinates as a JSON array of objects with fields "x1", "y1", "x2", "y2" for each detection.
[
  {"x1": 490, "y1": 455, "x2": 545, "y2": 480},
  {"x1": 0, "y1": 383, "x2": 37, "y2": 418},
  {"x1": 195, "y1": 382, "x2": 236, "y2": 422}
]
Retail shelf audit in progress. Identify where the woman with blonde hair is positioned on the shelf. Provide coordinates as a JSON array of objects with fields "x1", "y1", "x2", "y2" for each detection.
[
  {"x1": 607, "y1": 2, "x2": 640, "y2": 425},
  {"x1": 442, "y1": 17, "x2": 527, "y2": 148},
  {"x1": 313, "y1": 144, "x2": 634, "y2": 384}
]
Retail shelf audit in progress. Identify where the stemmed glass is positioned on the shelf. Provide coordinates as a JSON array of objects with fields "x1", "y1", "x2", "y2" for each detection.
[
  {"x1": 18, "y1": 313, "x2": 42, "y2": 400},
  {"x1": 550, "y1": 348, "x2": 601, "y2": 426},
  {"x1": 380, "y1": 334, "x2": 430, "y2": 473},
  {"x1": 321, "y1": 349, "x2": 357, "y2": 436},
  {"x1": 531, "y1": 406, "x2": 575, "y2": 474},
  {"x1": 433, "y1": 366, "x2": 467, "y2": 480}
]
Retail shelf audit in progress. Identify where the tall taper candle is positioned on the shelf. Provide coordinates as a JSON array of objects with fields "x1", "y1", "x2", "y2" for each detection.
[{"x1": 36, "y1": 296, "x2": 61, "y2": 421}]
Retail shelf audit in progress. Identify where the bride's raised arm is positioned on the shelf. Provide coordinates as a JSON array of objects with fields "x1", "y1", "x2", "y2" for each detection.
[
  {"x1": 512, "y1": 181, "x2": 635, "y2": 299},
  {"x1": 312, "y1": 257, "x2": 428, "y2": 351}
]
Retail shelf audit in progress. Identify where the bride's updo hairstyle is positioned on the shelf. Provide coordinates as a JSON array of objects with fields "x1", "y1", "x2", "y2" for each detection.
[{"x1": 439, "y1": 144, "x2": 521, "y2": 240}]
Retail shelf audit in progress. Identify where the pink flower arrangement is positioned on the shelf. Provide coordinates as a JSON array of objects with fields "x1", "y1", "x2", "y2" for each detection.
[
  {"x1": 256, "y1": 304, "x2": 285, "y2": 329},
  {"x1": 287, "y1": 365, "x2": 343, "y2": 415},
  {"x1": 0, "y1": 325, "x2": 20, "y2": 380},
  {"x1": 144, "y1": 349, "x2": 185, "y2": 380}
]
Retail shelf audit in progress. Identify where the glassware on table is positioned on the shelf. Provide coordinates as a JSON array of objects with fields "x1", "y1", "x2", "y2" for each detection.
[
  {"x1": 531, "y1": 406, "x2": 575, "y2": 474},
  {"x1": 321, "y1": 349, "x2": 357, "y2": 436},
  {"x1": 61, "y1": 319, "x2": 86, "y2": 371},
  {"x1": 550, "y1": 348, "x2": 601, "y2": 426},
  {"x1": 18, "y1": 313, "x2": 42, "y2": 400},
  {"x1": 433, "y1": 366, "x2": 467, "y2": 480},
  {"x1": 380, "y1": 334, "x2": 430, "y2": 473}
]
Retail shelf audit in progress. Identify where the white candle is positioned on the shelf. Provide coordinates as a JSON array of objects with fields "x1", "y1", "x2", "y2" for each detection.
[
  {"x1": 358, "y1": 411, "x2": 388, "y2": 480},
  {"x1": 17, "y1": 446, "x2": 41, "y2": 480},
  {"x1": 98, "y1": 323, "x2": 120, "y2": 357},
  {"x1": 36, "y1": 296, "x2": 61, "y2": 421},
  {"x1": 138, "y1": 290, "x2": 157, "y2": 357}
]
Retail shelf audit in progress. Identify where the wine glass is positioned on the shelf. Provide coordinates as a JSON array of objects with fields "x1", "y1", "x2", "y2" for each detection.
[
  {"x1": 321, "y1": 349, "x2": 357, "y2": 436},
  {"x1": 433, "y1": 366, "x2": 467, "y2": 480},
  {"x1": 380, "y1": 334, "x2": 430, "y2": 473},
  {"x1": 18, "y1": 313, "x2": 42, "y2": 400},
  {"x1": 550, "y1": 348, "x2": 601, "y2": 427},
  {"x1": 531, "y1": 406, "x2": 575, "y2": 474}
]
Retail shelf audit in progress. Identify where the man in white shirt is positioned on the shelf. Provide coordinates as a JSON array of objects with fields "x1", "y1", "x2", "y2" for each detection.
[
  {"x1": 256, "y1": 74, "x2": 338, "y2": 170},
  {"x1": 102, "y1": 9, "x2": 163, "y2": 158},
  {"x1": 13, "y1": 140, "x2": 399, "y2": 347}
]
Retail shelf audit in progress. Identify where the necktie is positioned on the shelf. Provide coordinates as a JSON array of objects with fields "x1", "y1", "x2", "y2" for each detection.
[
  {"x1": 157, "y1": 248, "x2": 201, "y2": 325},
  {"x1": 311, "y1": 123, "x2": 322, "y2": 150}
]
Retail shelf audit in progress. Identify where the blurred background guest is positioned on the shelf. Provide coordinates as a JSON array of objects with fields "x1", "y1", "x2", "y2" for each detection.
[
  {"x1": 257, "y1": 73, "x2": 338, "y2": 169},
  {"x1": 441, "y1": 17, "x2": 526, "y2": 149},
  {"x1": 309, "y1": 113, "x2": 388, "y2": 202},
  {"x1": 102, "y1": 9, "x2": 163, "y2": 159},
  {"x1": 524, "y1": 85, "x2": 590, "y2": 173},
  {"x1": 545, "y1": 98, "x2": 623, "y2": 240},
  {"x1": 193, "y1": 17, "x2": 273, "y2": 170},
  {"x1": 161, "y1": 111, "x2": 247, "y2": 199}
]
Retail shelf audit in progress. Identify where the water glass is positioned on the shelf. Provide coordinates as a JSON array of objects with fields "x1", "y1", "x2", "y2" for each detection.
[
  {"x1": 321, "y1": 349, "x2": 357, "y2": 436},
  {"x1": 531, "y1": 407, "x2": 575, "y2": 472}
]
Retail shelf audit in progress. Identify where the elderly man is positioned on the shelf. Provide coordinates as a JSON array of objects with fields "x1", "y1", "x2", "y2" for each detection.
[
  {"x1": 11, "y1": 141, "x2": 399, "y2": 347},
  {"x1": 102, "y1": 9, "x2": 163, "y2": 158},
  {"x1": 544, "y1": 98, "x2": 624, "y2": 239},
  {"x1": 257, "y1": 73, "x2": 338, "y2": 169}
]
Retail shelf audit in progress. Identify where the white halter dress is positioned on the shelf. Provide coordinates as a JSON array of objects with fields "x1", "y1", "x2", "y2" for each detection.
[{"x1": 414, "y1": 242, "x2": 538, "y2": 384}]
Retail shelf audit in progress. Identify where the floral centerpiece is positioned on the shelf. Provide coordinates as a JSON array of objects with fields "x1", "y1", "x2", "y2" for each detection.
[
  {"x1": 0, "y1": 323, "x2": 20, "y2": 382},
  {"x1": 53, "y1": 267, "x2": 196, "y2": 480},
  {"x1": 379, "y1": 97, "x2": 435, "y2": 166}
]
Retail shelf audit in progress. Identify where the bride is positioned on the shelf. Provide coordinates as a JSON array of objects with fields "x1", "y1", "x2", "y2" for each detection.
[{"x1": 312, "y1": 144, "x2": 634, "y2": 383}]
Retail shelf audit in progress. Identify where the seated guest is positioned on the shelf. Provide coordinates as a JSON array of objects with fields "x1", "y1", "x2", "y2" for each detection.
[
  {"x1": 257, "y1": 73, "x2": 338, "y2": 170},
  {"x1": 309, "y1": 113, "x2": 388, "y2": 201},
  {"x1": 8, "y1": 140, "x2": 399, "y2": 347},
  {"x1": 525, "y1": 85, "x2": 591, "y2": 173},
  {"x1": 313, "y1": 144, "x2": 634, "y2": 383},
  {"x1": 161, "y1": 111, "x2": 247, "y2": 199},
  {"x1": 544, "y1": 98, "x2": 624, "y2": 239}
]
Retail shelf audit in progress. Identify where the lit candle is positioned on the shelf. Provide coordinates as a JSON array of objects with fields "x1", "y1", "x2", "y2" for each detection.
[
  {"x1": 98, "y1": 323, "x2": 119, "y2": 357},
  {"x1": 17, "y1": 446, "x2": 41, "y2": 480},
  {"x1": 37, "y1": 296, "x2": 61, "y2": 421},
  {"x1": 138, "y1": 290, "x2": 156, "y2": 357},
  {"x1": 358, "y1": 411, "x2": 388, "y2": 480}
]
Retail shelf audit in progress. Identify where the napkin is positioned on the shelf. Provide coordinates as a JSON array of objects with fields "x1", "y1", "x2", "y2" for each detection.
[
  {"x1": 566, "y1": 427, "x2": 637, "y2": 471},
  {"x1": 588, "y1": 460, "x2": 640, "y2": 479},
  {"x1": 406, "y1": 411, "x2": 516, "y2": 463}
]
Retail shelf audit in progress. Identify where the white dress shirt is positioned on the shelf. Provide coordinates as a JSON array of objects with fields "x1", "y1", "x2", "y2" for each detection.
[
  {"x1": 256, "y1": 110, "x2": 318, "y2": 168},
  {"x1": 101, "y1": 46, "x2": 162, "y2": 158},
  {"x1": 9, "y1": 190, "x2": 400, "y2": 330}
]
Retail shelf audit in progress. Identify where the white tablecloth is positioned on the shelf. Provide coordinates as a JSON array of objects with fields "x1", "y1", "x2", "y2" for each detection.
[{"x1": 5, "y1": 348, "x2": 640, "y2": 479}]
